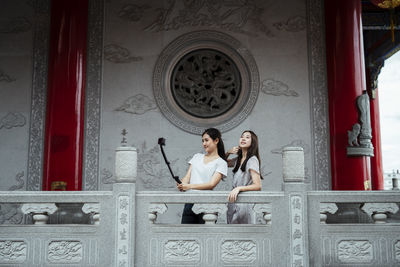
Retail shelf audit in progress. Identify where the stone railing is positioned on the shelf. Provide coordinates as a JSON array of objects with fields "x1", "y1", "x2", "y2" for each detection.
[{"x1": 0, "y1": 146, "x2": 399, "y2": 266}]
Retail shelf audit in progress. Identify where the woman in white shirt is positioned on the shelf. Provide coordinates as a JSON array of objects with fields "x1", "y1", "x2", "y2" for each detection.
[{"x1": 177, "y1": 128, "x2": 228, "y2": 224}]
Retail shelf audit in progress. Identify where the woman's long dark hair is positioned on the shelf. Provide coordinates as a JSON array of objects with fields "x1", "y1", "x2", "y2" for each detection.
[
  {"x1": 202, "y1": 128, "x2": 226, "y2": 162},
  {"x1": 233, "y1": 130, "x2": 262, "y2": 178}
]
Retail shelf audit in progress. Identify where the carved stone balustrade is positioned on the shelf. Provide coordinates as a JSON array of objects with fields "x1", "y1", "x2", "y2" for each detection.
[
  {"x1": 319, "y1": 203, "x2": 338, "y2": 224},
  {"x1": 148, "y1": 203, "x2": 168, "y2": 224},
  {"x1": 82, "y1": 203, "x2": 100, "y2": 225},
  {"x1": 192, "y1": 203, "x2": 227, "y2": 224},
  {"x1": 361, "y1": 203, "x2": 399, "y2": 224},
  {"x1": 21, "y1": 203, "x2": 58, "y2": 224},
  {"x1": 253, "y1": 204, "x2": 272, "y2": 224}
]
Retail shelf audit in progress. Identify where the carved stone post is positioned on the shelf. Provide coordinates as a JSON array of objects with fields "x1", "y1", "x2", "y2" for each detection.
[
  {"x1": 282, "y1": 147, "x2": 308, "y2": 267},
  {"x1": 320, "y1": 203, "x2": 338, "y2": 224},
  {"x1": 192, "y1": 204, "x2": 227, "y2": 224},
  {"x1": 361, "y1": 203, "x2": 399, "y2": 224},
  {"x1": 282, "y1": 147, "x2": 305, "y2": 183},
  {"x1": 82, "y1": 203, "x2": 100, "y2": 225},
  {"x1": 21, "y1": 203, "x2": 58, "y2": 224},
  {"x1": 113, "y1": 145, "x2": 137, "y2": 267},
  {"x1": 148, "y1": 204, "x2": 168, "y2": 224},
  {"x1": 115, "y1": 146, "x2": 137, "y2": 182}
]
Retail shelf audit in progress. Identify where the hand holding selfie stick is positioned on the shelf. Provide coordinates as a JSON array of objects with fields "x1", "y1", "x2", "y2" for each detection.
[{"x1": 158, "y1": 138, "x2": 182, "y2": 184}]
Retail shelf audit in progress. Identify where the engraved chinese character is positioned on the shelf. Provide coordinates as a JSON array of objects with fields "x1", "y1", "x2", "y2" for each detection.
[
  {"x1": 119, "y1": 260, "x2": 127, "y2": 267},
  {"x1": 120, "y1": 198, "x2": 129, "y2": 210},
  {"x1": 292, "y1": 198, "x2": 301, "y2": 209},
  {"x1": 292, "y1": 229, "x2": 302, "y2": 240},
  {"x1": 120, "y1": 228, "x2": 127, "y2": 240},
  {"x1": 294, "y1": 214, "x2": 301, "y2": 224},
  {"x1": 294, "y1": 259, "x2": 303, "y2": 267},
  {"x1": 120, "y1": 213, "x2": 128, "y2": 225},
  {"x1": 119, "y1": 245, "x2": 128, "y2": 255},
  {"x1": 293, "y1": 244, "x2": 303, "y2": 256}
]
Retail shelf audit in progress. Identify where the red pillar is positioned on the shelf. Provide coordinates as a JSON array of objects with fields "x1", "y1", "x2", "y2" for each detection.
[
  {"x1": 325, "y1": 0, "x2": 372, "y2": 190},
  {"x1": 43, "y1": 0, "x2": 88, "y2": 190},
  {"x1": 366, "y1": 70, "x2": 384, "y2": 190}
]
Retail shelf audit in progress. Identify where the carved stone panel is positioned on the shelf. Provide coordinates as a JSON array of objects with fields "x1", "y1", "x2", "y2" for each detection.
[
  {"x1": 395, "y1": 240, "x2": 400, "y2": 262},
  {"x1": 337, "y1": 240, "x2": 373, "y2": 263},
  {"x1": 47, "y1": 241, "x2": 83, "y2": 263},
  {"x1": 163, "y1": 240, "x2": 200, "y2": 264},
  {"x1": 221, "y1": 240, "x2": 257, "y2": 264},
  {"x1": 0, "y1": 241, "x2": 27, "y2": 263}
]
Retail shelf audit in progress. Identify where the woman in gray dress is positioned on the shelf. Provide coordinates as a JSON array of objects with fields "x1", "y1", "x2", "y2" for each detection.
[{"x1": 226, "y1": 130, "x2": 262, "y2": 224}]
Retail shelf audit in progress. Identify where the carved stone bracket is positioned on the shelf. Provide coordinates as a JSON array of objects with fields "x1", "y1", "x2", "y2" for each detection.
[
  {"x1": 192, "y1": 204, "x2": 227, "y2": 224},
  {"x1": 148, "y1": 203, "x2": 168, "y2": 224},
  {"x1": 253, "y1": 204, "x2": 272, "y2": 224},
  {"x1": 21, "y1": 203, "x2": 57, "y2": 224},
  {"x1": 320, "y1": 203, "x2": 338, "y2": 224},
  {"x1": 82, "y1": 203, "x2": 100, "y2": 225},
  {"x1": 361, "y1": 203, "x2": 399, "y2": 224}
]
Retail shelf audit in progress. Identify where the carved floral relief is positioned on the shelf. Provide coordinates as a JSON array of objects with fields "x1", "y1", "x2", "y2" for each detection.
[
  {"x1": 164, "y1": 240, "x2": 200, "y2": 263},
  {"x1": 337, "y1": 240, "x2": 373, "y2": 263},
  {"x1": 48, "y1": 241, "x2": 83, "y2": 263},
  {"x1": 221, "y1": 240, "x2": 256, "y2": 263},
  {"x1": 0, "y1": 241, "x2": 27, "y2": 263}
]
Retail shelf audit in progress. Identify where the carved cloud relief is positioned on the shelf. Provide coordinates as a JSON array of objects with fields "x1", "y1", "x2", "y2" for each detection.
[
  {"x1": 273, "y1": 16, "x2": 306, "y2": 32},
  {"x1": 104, "y1": 44, "x2": 143, "y2": 63},
  {"x1": 261, "y1": 79, "x2": 299, "y2": 97},
  {"x1": 117, "y1": 0, "x2": 273, "y2": 37},
  {"x1": 0, "y1": 113, "x2": 26, "y2": 130},
  {"x1": 115, "y1": 94, "x2": 157, "y2": 115},
  {"x1": 0, "y1": 17, "x2": 31, "y2": 33},
  {"x1": 0, "y1": 70, "x2": 15, "y2": 83}
]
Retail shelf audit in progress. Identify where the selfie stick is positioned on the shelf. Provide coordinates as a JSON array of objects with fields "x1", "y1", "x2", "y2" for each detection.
[{"x1": 158, "y1": 138, "x2": 182, "y2": 184}]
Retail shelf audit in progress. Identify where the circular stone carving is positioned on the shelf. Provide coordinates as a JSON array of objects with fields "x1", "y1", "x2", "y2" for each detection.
[
  {"x1": 171, "y1": 49, "x2": 242, "y2": 118},
  {"x1": 153, "y1": 31, "x2": 259, "y2": 134}
]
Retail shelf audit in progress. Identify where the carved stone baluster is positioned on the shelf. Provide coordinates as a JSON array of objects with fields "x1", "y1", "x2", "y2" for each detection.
[
  {"x1": 192, "y1": 204, "x2": 227, "y2": 224},
  {"x1": 253, "y1": 204, "x2": 272, "y2": 224},
  {"x1": 148, "y1": 204, "x2": 168, "y2": 224},
  {"x1": 21, "y1": 203, "x2": 58, "y2": 224},
  {"x1": 82, "y1": 203, "x2": 100, "y2": 225},
  {"x1": 320, "y1": 203, "x2": 338, "y2": 224},
  {"x1": 361, "y1": 203, "x2": 399, "y2": 224}
]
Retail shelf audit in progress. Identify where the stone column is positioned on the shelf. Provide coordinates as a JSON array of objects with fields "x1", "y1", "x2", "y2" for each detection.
[{"x1": 325, "y1": 0, "x2": 372, "y2": 190}]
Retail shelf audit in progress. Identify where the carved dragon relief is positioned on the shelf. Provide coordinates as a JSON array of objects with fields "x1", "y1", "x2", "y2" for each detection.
[
  {"x1": 117, "y1": 0, "x2": 273, "y2": 37},
  {"x1": 171, "y1": 49, "x2": 241, "y2": 118}
]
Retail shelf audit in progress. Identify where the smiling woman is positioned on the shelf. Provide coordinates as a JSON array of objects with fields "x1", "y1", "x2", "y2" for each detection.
[{"x1": 378, "y1": 51, "x2": 400, "y2": 179}]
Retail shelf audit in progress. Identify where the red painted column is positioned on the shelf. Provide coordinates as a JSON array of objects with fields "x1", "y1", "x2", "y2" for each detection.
[
  {"x1": 325, "y1": 0, "x2": 372, "y2": 190},
  {"x1": 43, "y1": 0, "x2": 88, "y2": 190},
  {"x1": 366, "y1": 70, "x2": 384, "y2": 190}
]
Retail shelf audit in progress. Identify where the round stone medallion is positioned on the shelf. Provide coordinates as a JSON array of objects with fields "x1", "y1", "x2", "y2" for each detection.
[{"x1": 153, "y1": 31, "x2": 259, "y2": 134}]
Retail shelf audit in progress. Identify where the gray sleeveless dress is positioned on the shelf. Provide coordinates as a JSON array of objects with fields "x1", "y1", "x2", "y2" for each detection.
[{"x1": 227, "y1": 156, "x2": 260, "y2": 224}]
